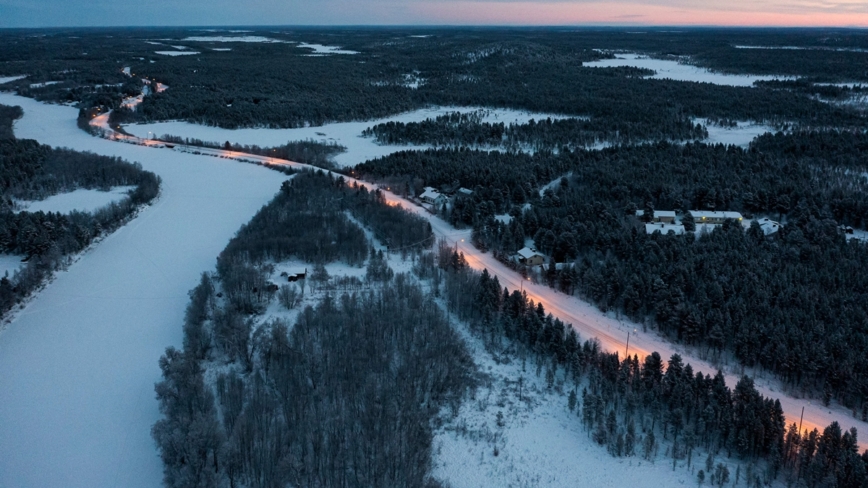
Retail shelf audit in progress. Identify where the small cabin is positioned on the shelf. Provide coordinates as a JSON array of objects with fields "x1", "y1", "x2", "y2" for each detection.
[
  {"x1": 635, "y1": 210, "x2": 677, "y2": 224},
  {"x1": 516, "y1": 247, "x2": 545, "y2": 266}
]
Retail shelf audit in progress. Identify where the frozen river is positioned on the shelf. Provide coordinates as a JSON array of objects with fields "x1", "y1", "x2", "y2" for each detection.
[{"x1": 0, "y1": 93, "x2": 286, "y2": 488}]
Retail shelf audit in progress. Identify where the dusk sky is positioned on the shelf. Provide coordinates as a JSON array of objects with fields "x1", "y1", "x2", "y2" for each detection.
[{"x1": 1, "y1": 0, "x2": 867, "y2": 27}]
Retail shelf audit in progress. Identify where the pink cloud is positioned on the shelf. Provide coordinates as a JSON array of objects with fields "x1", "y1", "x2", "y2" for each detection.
[{"x1": 409, "y1": 1, "x2": 868, "y2": 26}]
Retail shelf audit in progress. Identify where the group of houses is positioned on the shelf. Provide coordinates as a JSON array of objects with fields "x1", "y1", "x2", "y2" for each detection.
[
  {"x1": 418, "y1": 186, "x2": 473, "y2": 210},
  {"x1": 639, "y1": 209, "x2": 784, "y2": 236}
]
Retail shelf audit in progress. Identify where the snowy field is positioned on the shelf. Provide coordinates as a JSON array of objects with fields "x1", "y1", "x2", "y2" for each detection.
[
  {"x1": 0, "y1": 93, "x2": 286, "y2": 488},
  {"x1": 0, "y1": 75, "x2": 27, "y2": 85},
  {"x1": 0, "y1": 254, "x2": 25, "y2": 278},
  {"x1": 155, "y1": 51, "x2": 200, "y2": 56},
  {"x1": 584, "y1": 53, "x2": 788, "y2": 87},
  {"x1": 182, "y1": 35, "x2": 288, "y2": 43},
  {"x1": 297, "y1": 43, "x2": 360, "y2": 55},
  {"x1": 432, "y1": 316, "x2": 743, "y2": 488},
  {"x1": 15, "y1": 186, "x2": 135, "y2": 214},
  {"x1": 697, "y1": 118, "x2": 778, "y2": 147},
  {"x1": 124, "y1": 107, "x2": 575, "y2": 167}
]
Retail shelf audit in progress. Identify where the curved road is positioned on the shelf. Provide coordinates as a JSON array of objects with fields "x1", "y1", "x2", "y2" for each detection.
[{"x1": 94, "y1": 115, "x2": 868, "y2": 449}]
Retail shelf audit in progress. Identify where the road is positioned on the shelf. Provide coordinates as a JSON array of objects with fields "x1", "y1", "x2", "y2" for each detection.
[{"x1": 91, "y1": 112, "x2": 868, "y2": 449}]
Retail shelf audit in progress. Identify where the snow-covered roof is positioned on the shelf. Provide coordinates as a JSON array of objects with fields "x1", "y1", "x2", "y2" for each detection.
[
  {"x1": 517, "y1": 247, "x2": 543, "y2": 259},
  {"x1": 690, "y1": 210, "x2": 743, "y2": 220},
  {"x1": 420, "y1": 188, "x2": 442, "y2": 201},
  {"x1": 645, "y1": 223, "x2": 685, "y2": 235},
  {"x1": 635, "y1": 210, "x2": 676, "y2": 218},
  {"x1": 757, "y1": 218, "x2": 782, "y2": 235},
  {"x1": 458, "y1": 187, "x2": 473, "y2": 195}
]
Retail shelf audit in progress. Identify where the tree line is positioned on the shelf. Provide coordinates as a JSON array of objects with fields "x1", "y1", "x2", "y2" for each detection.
[
  {"x1": 0, "y1": 103, "x2": 160, "y2": 319},
  {"x1": 158, "y1": 135, "x2": 346, "y2": 170},
  {"x1": 355, "y1": 131, "x2": 868, "y2": 408},
  {"x1": 153, "y1": 169, "x2": 469, "y2": 488},
  {"x1": 431, "y1": 243, "x2": 868, "y2": 487},
  {"x1": 216, "y1": 169, "x2": 431, "y2": 313},
  {"x1": 362, "y1": 110, "x2": 709, "y2": 150}
]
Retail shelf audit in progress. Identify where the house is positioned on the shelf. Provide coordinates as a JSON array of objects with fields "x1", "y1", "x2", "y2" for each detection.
[
  {"x1": 688, "y1": 210, "x2": 743, "y2": 225},
  {"x1": 515, "y1": 247, "x2": 546, "y2": 266},
  {"x1": 757, "y1": 218, "x2": 782, "y2": 235},
  {"x1": 420, "y1": 187, "x2": 448, "y2": 207},
  {"x1": 457, "y1": 187, "x2": 474, "y2": 197},
  {"x1": 645, "y1": 223, "x2": 685, "y2": 235},
  {"x1": 635, "y1": 209, "x2": 677, "y2": 223}
]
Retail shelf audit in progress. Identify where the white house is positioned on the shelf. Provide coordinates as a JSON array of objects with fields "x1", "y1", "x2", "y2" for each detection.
[
  {"x1": 420, "y1": 187, "x2": 448, "y2": 207},
  {"x1": 688, "y1": 210, "x2": 743, "y2": 225},
  {"x1": 515, "y1": 247, "x2": 546, "y2": 266},
  {"x1": 757, "y1": 218, "x2": 782, "y2": 235}
]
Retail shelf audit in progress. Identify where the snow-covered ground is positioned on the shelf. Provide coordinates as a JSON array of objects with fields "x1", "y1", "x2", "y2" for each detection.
[
  {"x1": 0, "y1": 254, "x2": 25, "y2": 278},
  {"x1": 28, "y1": 81, "x2": 62, "y2": 89},
  {"x1": 182, "y1": 36, "x2": 288, "y2": 43},
  {"x1": 0, "y1": 75, "x2": 27, "y2": 85},
  {"x1": 433, "y1": 315, "x2": 738, "y2": 488},
  {"x1": 697, "y1": 118, "x2": 778, "y2": 147},
  {"x1": 104, "y1": 98, "x2": 868, "y2": 451},
  {"x1": 848, "y1": 228, "x2": 868, "y2": 243},
  {"x1": 584, "y1": 53, "x2": 789, "y2": 87},
  {"x1": 15, "y1": 186, "x2": 135, "y2": 214},
  {"x1": 297, "y1": 43, "x2": 359, "y2": 55},
  {"x1": 815, "y1": 82, "x2": 866, "y2": 89},
  {"x1": 124, "y1": 106, "x2": 575, "y2": 168},
  {"x1": 734, "y1": 45, "x2": 868, "y2": 53},
  {"x1": 154, "y1": 51, "x2": 199, "y2": 56},
  {"x1": 0, "y1": 93, "x2": 286, "y2": 488}
]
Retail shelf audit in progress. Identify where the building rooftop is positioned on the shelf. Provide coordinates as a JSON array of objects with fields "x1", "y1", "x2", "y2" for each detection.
[
  {"x1": 517, "y1": 247, "x2": 543, "y2": 259},
  {"x1": 690, "y1": 210, "x2": 743, "y2": 220},
  {"x1": 645, "y1": 223, "x2": 685, "y2": 235},
  {"x1": 635, "y1": 210, "x2": 677, "y2": 218}
]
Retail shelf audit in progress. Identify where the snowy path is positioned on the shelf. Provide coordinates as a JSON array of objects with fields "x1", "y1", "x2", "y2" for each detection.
[
  {"x1": 103, "y1": 112, "x2": 868, "y2": 449},
  {"x1": 0, "y1": 94, "x2": 287, "y2": 488}
]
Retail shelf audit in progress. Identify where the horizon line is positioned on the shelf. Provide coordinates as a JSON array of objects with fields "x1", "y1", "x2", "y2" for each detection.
[{"x1": 2, "y1": 24, "x2": 868, "y2": 30}]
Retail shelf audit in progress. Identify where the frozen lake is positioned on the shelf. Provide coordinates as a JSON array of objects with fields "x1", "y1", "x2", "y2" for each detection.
[
  {"x1": 584, "y1": 53, "x2": 788, "y2": 87},
  {"x1": 0, "y1": 92, "x2": 286, "y2": 488}
]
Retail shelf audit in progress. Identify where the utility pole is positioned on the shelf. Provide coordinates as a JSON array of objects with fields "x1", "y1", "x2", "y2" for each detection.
[
  {"x1": 799, "y1": 406, "x2": 805, "y2": 434},
  {"x1": 625, "y1": 331, "x2": 630, "y2": 358}
]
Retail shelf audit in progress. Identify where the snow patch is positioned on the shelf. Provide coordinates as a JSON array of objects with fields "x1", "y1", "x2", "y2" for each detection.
[
  {"x1": 182, "y1": 36, "x2": 289, "y2": 43},
  {"x1": 0, "y1": 75, "x2": 27, "y2": 85},
  {"x1": 432, "y1": 313, "x2": 697, "y2": 488},
  {"x1": 15, "y1": 186, "x2": 136, "y2": 214},
  {"x1": 0, "y1": 254, "x2": 25, "y2": 278},
  {"x1": 297, "y1": 43, "x2": 359, "y2": 55},
  {"x1": 696, "y1": 118, "x2": 778, "y2": 147},
  {"x1": 154, "y1": 51, "x2": 200, "y2": 56},
  {"x1": 28, "y1": 81, "x2": 62, "y2": 89}
]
